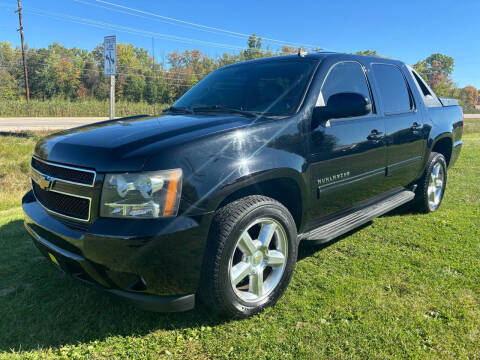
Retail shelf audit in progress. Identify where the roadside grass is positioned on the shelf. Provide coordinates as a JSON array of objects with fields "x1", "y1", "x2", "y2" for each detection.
[
  {"x1": 0, "y1": 99, "x2": 169, "y2": 117},
  {"x1": 0, "y1": 123, "x2": 479, "y2": 359},
  {"x1": 464, "y1": 117, "x2": 480, "y2": 134},
  {"x1": 0, "y1": 131, "x2": 49, "y2": 212}
]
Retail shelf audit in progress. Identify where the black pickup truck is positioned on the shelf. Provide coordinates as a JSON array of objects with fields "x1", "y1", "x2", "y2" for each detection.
[{"x1": 23, "y1": 52, "x2": 463, "y2": 318}]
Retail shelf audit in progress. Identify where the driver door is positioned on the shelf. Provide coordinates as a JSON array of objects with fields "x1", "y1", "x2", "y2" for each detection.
[{"x1": 309, "y1": 61, "x2": 387, "y2": 219}]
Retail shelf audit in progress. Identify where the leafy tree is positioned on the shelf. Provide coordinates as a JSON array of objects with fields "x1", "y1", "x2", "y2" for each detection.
[
  {"x1": 52, "y1": 58, "x2": 81, "y2": 99},
  {"x1": 432, "y1": 79, "x2": 458, "y2": 99},
  {"x1": 0, "y1": 42, "x2": 19, "y2": 99},
  {"x1": 413, "y1": 60, "x2": 429, "y2": 82},
  {"x1": 1, "y1": 38, "x2": 475, "y2": 113},
  {"x1": 281, "y1": 46, "x2": 297, "y2": 55},
  {"x1": 459, "y1": 86, "x2": 479, "y2": 109},
  {"x1": 243, "y1": 34, "x2": 263, "y2": 60},
  {"x1": 123, "y1": 75, "x2": 145, "y2": 102},
  {"x1": 0, "y1": 68, "x2": 17, "y2": 100},
  {"x1": 356, "y1": 50, "x2": 380, "y2": 57},
  {"x1": 217, "y1": 52, "x2": 241, "y2": 67},
  {"x1": 416, "y1": 53, "x2": 455, "y2": 88}
]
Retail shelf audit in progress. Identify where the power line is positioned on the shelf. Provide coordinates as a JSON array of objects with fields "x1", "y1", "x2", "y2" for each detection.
[
  {"x1": 85, "y1": 0, "x2": 324, "y2": 49},
  {"x1": 22, "y1": 7, "x2": 252, "y2": 52},
  {"x1": 4, "y1": 1, "x2": 323, "y2": 52},
  {"x1": 0, "y1": 2, "x2": 337, "y2": 54},
  {"x1": 15, "y1": 0, "x2": 30, "y2": 101},
  {"x1": 73, "y1": 0, "x2": 248, "y2": 42}
]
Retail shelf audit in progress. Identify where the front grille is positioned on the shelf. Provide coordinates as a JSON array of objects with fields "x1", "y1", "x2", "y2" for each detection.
[
  {"x1": 32, "y1": 181, "x2": 90, "y2": 221},
  {"x1": 32, "y1": 157, "x2": 95, "y2": 186}
]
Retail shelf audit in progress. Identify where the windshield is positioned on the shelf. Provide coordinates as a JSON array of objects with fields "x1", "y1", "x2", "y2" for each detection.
[{"x1": 172, "y1": 59, "x2": 317, "y2": 116}]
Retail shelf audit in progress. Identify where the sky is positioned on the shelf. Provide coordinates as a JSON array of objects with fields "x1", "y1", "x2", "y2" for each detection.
[{"x1": 0, "y1": 0, "x2": 479, "y2": 88}]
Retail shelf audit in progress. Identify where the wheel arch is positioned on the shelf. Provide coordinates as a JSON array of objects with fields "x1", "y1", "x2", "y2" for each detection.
[
  {"x1": 209, "y1": 169, "x2": 307, "y2": 232},
  {"x1": 430, "y1": 135, "x2": 453, "y2": 167}
]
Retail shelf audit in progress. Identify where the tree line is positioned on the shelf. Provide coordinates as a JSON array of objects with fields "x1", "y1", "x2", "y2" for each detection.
[{"x1": 0, "y1": 36, "x2": 478, "y2": 111}]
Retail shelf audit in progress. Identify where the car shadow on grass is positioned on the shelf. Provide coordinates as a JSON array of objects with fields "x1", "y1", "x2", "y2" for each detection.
[
  {"x1": 0, "y1": 213, "x2": 405, "y2": 351},
  {"x1": 297, "y1": 221, "x2": 373, "y2": 261},
  {"x1": 380, "y1": 201, "x2": 424, "y2": 218},
  {"x1": 0, "y1": 219, "x2": 227, "y2": 352}
]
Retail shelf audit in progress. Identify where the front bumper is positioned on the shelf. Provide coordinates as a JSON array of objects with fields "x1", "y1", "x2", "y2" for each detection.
[{"x1": 22, "y1": 190, "x2": 213, "y2": 312}]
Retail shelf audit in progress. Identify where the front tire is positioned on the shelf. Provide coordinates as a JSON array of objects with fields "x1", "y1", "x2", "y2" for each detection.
[
  {"x1": 199, "y1": 195, "x2": 297, "y2": 318},
  {"x1": 413, "y1": 152, "x2": 447, "y2": 213}
]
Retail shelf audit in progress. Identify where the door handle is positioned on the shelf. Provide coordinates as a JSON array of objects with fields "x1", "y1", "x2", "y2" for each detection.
[
  {"x1": 411, "y1": 122, "x2": 421, "y2": 129},
  {"x1": 367, "y1": 129, "x2": 384, "y2": 141}
]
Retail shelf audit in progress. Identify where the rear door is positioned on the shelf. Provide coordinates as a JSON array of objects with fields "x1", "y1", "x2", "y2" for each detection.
[
  {"x1": 371, "y1": 63, "x2": 424, "y2": 188},
  {"x1": 309, "y1": 61, "x2": 387, "y2": 219}
]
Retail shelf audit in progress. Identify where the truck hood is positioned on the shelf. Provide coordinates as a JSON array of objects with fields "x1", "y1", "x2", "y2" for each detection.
[{"x1": 34, "y1": 114, "x2": 250, "y2": 172}]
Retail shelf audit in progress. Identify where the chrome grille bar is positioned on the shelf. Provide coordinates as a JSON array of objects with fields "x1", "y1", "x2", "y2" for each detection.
[{"x1": 30, "y1": 157, "x2": 97, "y2": 222}]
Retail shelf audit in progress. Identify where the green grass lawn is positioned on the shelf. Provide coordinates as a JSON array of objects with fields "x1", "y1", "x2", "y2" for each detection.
[{"x1": 0, "y1": 122, "x2": 479, "y2": 359}]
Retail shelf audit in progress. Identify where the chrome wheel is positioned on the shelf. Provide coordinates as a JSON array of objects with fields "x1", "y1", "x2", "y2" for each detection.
[
  {"x1": 228, "y1": 217, "x2": 288, "y2": 303},
  {"x1": 427, "y1": 163, "x2": 445, "y2": 210}
]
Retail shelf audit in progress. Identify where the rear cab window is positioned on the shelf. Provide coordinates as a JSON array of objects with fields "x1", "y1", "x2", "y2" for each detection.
[{"x1": 371, "y1": 63, "x2": 414, "y2": 115}]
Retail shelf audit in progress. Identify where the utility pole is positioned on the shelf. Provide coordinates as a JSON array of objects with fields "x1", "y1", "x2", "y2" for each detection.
[
  {"x1": 109, "y1": 75, "x2": 115, "y2": 119},
  {"x1": 152, "y1": 37, "x2": 155, "y2": 68},
  {"x1": 16, "y1": 0, "x2": 30, "y2": 102},
  {"x1": 152, "y1": 37, "x2": 156, "y2": 115}
]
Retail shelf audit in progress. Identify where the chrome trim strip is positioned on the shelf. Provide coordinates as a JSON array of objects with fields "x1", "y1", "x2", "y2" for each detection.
[
  {"x1": 30, "y1": 166, "x2": 95, "y2": 189},
  {"x1": 31, "y1": 179, "x2": 92, "y2": 222},
  {"x1": 388, "y1": 156, "x2": 422, "y2": 169},
  {"x1": 318, "y1": 167, "x2": 385, "y2": 191},
  {"x1": 32, "y1": 156, "x2": 96, "y2": 187}
]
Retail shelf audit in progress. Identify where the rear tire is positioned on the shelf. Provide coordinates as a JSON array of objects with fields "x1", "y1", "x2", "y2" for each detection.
[
  {"x1": 412, "y1": 152, "x2": 447, "y2": 213},
  {"x1": 198, "y1": 195, "x2": 297, "y2": 318}
]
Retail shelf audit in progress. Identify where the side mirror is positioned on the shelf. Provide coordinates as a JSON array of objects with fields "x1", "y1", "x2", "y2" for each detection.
[{"x1": 312, "y1": 92, "x2": 372, "y2": 127}]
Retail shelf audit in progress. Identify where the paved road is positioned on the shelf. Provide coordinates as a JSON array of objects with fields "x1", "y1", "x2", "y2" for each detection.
[{"x1": 0, "y1": 114, "x2": 479, "y2": 132}]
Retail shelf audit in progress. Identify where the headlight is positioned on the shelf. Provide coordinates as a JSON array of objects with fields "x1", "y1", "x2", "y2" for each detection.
[{"x1": 100, "y1": 169, "x2": 182, "y2": 218}]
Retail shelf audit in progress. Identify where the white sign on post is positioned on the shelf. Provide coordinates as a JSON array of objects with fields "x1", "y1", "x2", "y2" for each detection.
[
  {"x1": 104, "y1": 35, "x2": 116, "y2": 119},
  {"x1": 104, "y1": 35, "x2": 116, "y2": 75}
]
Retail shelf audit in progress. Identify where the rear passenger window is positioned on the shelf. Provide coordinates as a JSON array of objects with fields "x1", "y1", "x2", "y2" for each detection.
[
  {"x1": 372, "y1": 64, "x2": 412, "y2": 114},
  {"x1": 320, "y1": 61, "x2": 373, "y2": 113}
]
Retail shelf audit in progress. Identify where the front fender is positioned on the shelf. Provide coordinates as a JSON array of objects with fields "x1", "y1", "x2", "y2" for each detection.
[
  {"x1": 194, "y1": 125, "x2": 309, "y2": 215},
  {"x1": 207, "y1": 166, "x2": 308, "y2": 214},
  {"x1": 144, "y1": 115, "x2": 308, "y2": 217}
]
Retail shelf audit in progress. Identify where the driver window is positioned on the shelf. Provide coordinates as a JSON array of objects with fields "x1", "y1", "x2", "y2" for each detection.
[{"x1": 320, "y1": 61, "x2": 374, "y2": 114}]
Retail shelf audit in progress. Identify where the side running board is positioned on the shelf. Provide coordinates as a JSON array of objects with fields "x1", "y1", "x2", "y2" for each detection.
[{"x1": 301, "y1": 190, "x2": 415, "y2": 244}]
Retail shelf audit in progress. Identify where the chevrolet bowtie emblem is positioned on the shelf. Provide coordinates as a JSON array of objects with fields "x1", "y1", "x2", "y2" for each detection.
[{"x1": 37, "y1": 174, "x2": 54, "y2": 191}]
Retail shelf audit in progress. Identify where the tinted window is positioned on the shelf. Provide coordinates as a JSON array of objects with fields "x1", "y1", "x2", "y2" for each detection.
[
  {"x1": 372, "y1": 64, "x2": 412, "y2": 114},
  {"x1": 321, "y1": 61, "x2": 372, "y2": 112},
  {"x1": 174, "y1": 60, "x2": 317, "y2": 116},
  {"x1": 411, "y1": 69, "x2": 442, "y2": 108},
  {"x1": 412, "y1": 70, "x2": 431, "y2": 97}
]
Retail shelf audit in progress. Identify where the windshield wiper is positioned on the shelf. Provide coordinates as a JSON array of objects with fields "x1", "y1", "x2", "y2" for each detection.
[
  {"x1": 164, "y1": 106, "x2": 194, "y2": 114},
  {"x1": 192, "y1": 105, "x2": 257, "y2": 118}
]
